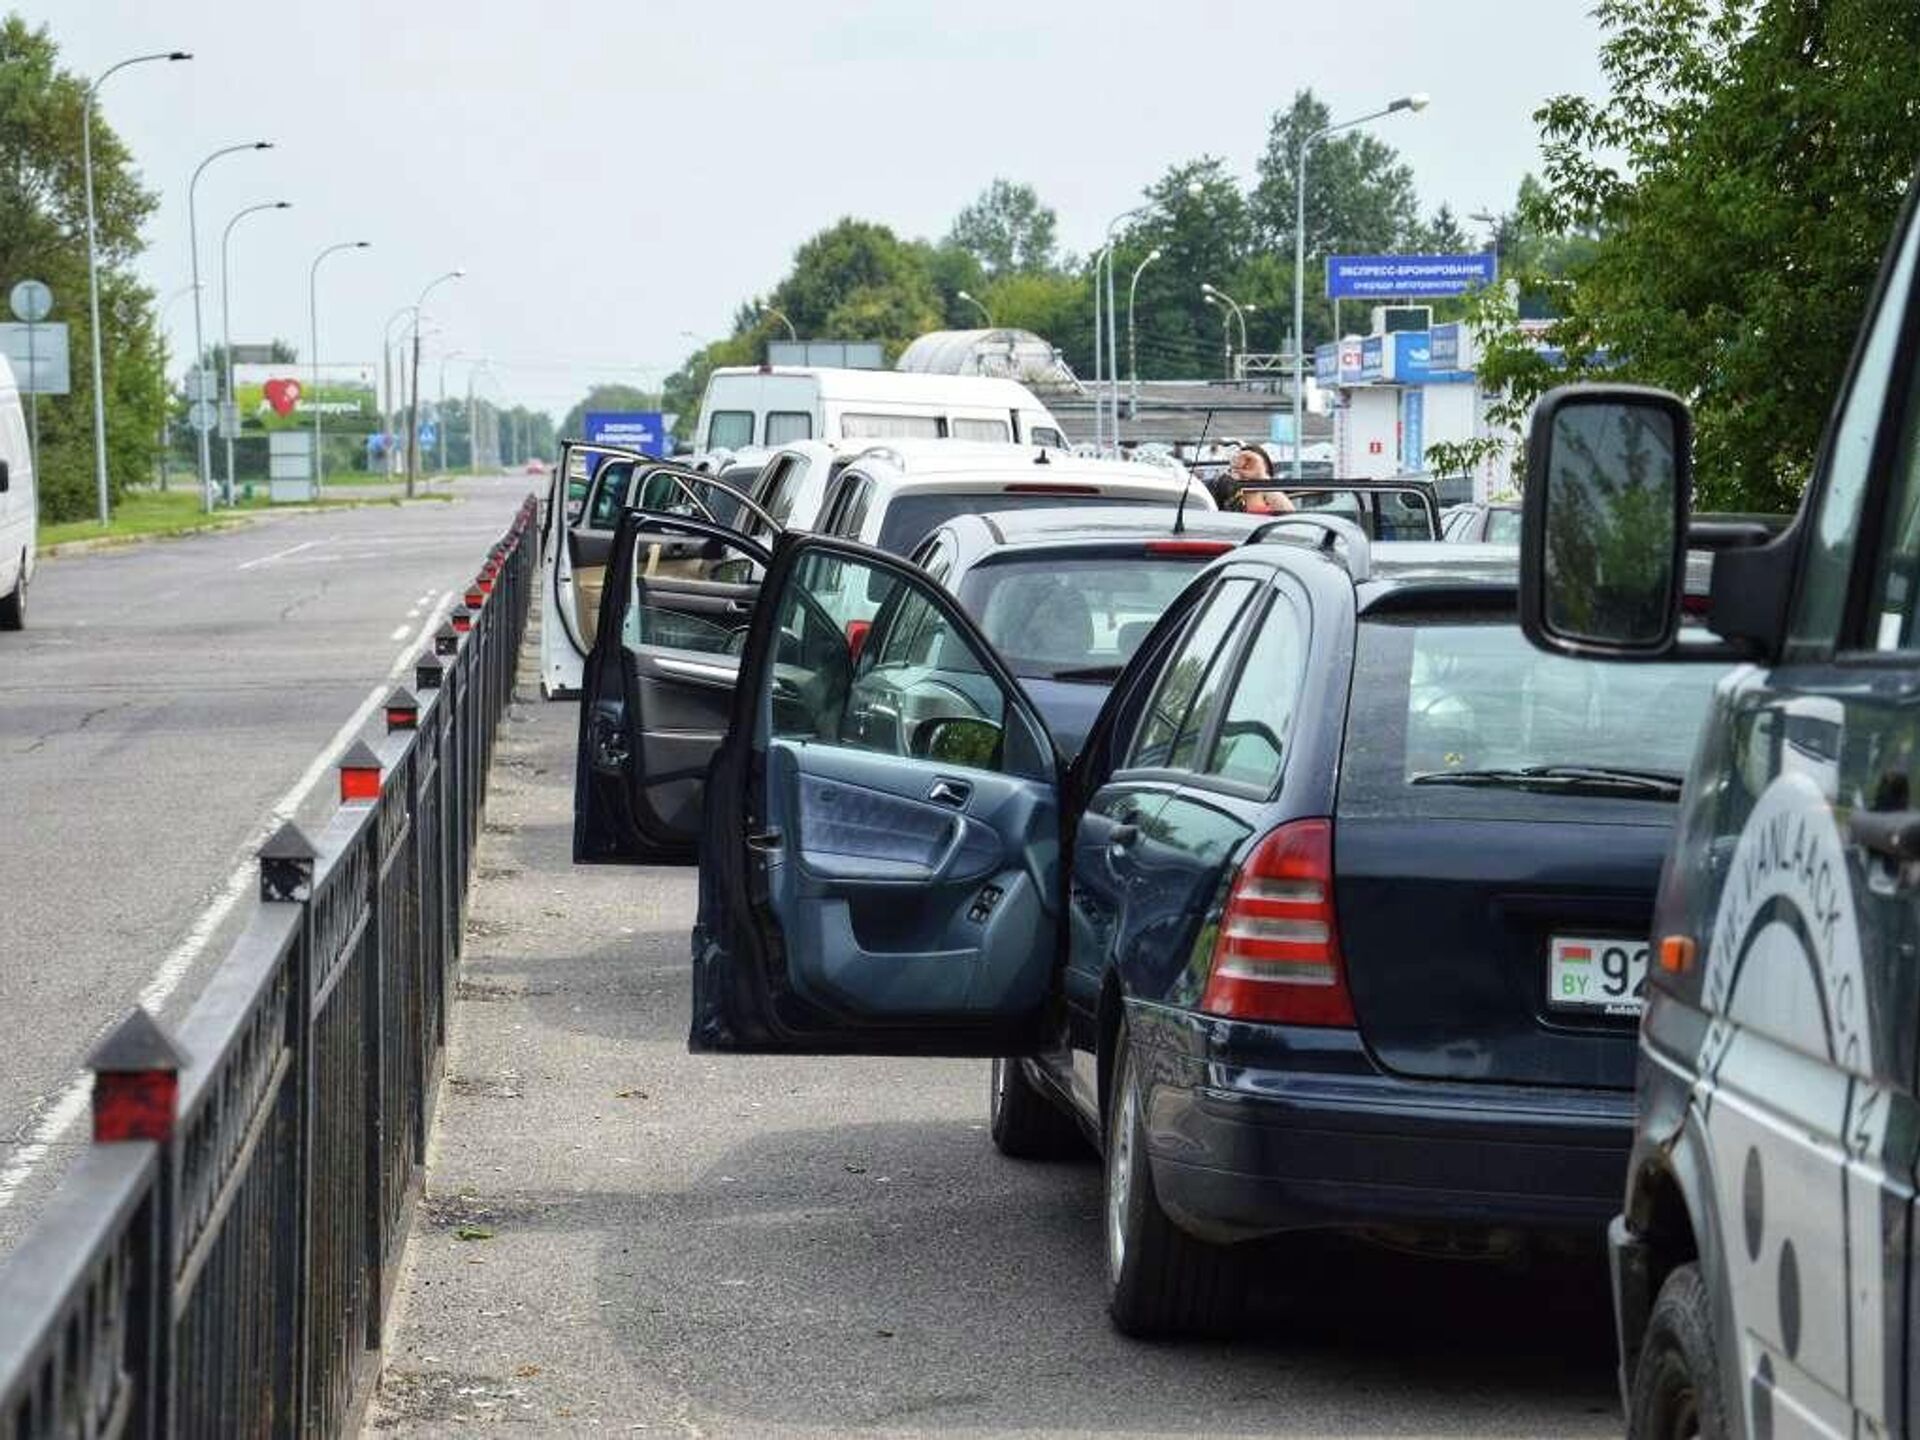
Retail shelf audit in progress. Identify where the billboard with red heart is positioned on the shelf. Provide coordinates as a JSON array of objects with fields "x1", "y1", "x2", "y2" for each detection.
[{"x1": 232, "y1": 362, "x2": 376, "y2": 432}]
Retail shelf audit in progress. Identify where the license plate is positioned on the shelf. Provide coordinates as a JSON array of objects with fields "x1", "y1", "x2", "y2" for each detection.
[{"x1": 1547, "y1": 936, "x2": 1648, "y2": 1017}]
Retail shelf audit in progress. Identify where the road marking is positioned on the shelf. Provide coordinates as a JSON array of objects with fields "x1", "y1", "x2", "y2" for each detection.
[
  {"x1": 236, "y1": 539, "x2": 318, "y2": 571},
  {"x1": 390, "y1": 623, "x2": 412, "y2": 642},
  {"x1": 0, "y1": 587, "x2": 459, "y2": 1215}
]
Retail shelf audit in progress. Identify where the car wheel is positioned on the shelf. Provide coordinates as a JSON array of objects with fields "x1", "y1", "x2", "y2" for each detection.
[
  {"x1": 0, "y1": 555, "x2": 25, "y2": 631},
  {"x1": 1103, "y1": 1025, "x2": 1244, "y2": 1338},
  {"x1": 1628, "y1": 1263, "x2": 1728, "y2": 1440},
  {"x1": 988, "y1": 1057, "x2": 1082, "y2": 1160}
]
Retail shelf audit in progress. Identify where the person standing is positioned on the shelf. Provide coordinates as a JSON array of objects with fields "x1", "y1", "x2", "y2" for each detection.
[{"x1": 1227, "y1": 445, "x2": 1293, "y2": 514}]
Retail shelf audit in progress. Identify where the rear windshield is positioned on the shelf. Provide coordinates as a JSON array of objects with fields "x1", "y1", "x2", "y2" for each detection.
[
  {"x1": 876, "y1": 492, "x2": 1168, "y2": 555},
  {"x1": 956, "y1": 554, "x2": 1206, "y2": 680},
  {"x1": 1339, "y1": 614, "x2": 1723, "y2": 819}
]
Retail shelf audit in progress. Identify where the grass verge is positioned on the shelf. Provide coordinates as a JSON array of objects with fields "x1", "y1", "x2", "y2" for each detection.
[{"x1": 38, "y1": 487, "x2": 452, "y2": 549}]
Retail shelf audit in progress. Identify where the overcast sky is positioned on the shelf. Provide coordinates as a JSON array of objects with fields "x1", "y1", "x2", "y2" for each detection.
[{"x1": 36, "y1": 1, "x2": 1608, "y2": 415}]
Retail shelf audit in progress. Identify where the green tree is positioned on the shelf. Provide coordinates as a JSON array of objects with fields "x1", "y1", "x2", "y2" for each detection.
[
  {"x1": 770, "y1": 218, "x2": 942, "y2": 349},
  {"x1": 977, "y1": 268, "x2": 1092, "y2": 374},
  {"x1": 558, "y1": 382, "x2": 664, "y2": 444},
  {"x1": 1518, "y1": 0, "x2": 1920, "y2": 512},
  {"x1": 1116, "y1": 158, "x2": 1254, "y2": 381},
  {"x1": 946, "y1": 178, "x2": 1059, "y2": 277},
  {"x1": 1250, "y1": 90, "x2": 1423, "y2": 255},
  {"x1": 0, "y1": 16, "x2": 167, "y2": 521}
]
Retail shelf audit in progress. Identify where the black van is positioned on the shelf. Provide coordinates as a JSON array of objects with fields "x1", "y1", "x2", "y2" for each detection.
[{"x1": 1516, "y1": 180, "x2": 1920, "y2": 1437}]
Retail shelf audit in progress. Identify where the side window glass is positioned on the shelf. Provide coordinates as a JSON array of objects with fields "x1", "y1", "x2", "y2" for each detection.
[
  {"x1": 1792, "y1": 211, "x2": 1920, "y2": 648},
  {"x1": 838, "y1": 479, "x2": 875, "y2": 539},
  {"x1": 765, "y1": 411, "x2": 812, "y2": 444},
  {"x1": 1202, "y1": 591, "x2": 1307, "y2": 790},
  {"x1": 763, "y1": 552, "x2": 1024, "y2": 775},
  {"x1": 587, "y1": 461, "x2": 633, "y2": 528},
  {"x1": 620, "y1": 532, "x2": 763, "y2": 656},
  {"x1": 1127, "y1": 578, "x2": 1257, "y2": 771},
  {"x1": 707, "y1": 411, "x2": 753, "y2": 451}
]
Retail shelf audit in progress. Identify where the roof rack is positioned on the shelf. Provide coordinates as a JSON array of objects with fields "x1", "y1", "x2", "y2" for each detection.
[{"x1": 1248, "y1": 513, "x2": 1373, "y2": 581}]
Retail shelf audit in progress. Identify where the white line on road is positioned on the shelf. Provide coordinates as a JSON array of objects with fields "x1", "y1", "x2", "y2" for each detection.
[
  {"x1": 390, "y1": 624, "x2": 412, "y2": 642},
  {"x1": 0, "y1": 587, "x2": 459, "y2": 1215},
  {"x1": 236, "y1": 539, "x2": 319, "y2": 572}
]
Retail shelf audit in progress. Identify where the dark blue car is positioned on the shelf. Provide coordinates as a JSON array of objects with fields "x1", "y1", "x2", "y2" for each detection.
[{"x1": 594, "y1": 517, "x2": 1726, "y2": 1335}]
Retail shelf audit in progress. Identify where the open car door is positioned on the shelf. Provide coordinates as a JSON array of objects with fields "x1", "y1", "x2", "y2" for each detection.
[
  {"x1": 574, "y1": 509, "x2": 774, "y2": 865},
  {"x1": 689, "y1": 534, "x2": 1065, "y2": 1055}
]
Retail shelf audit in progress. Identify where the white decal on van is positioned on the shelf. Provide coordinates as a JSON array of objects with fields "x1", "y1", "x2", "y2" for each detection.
[{"x1": 1694, "y1": 770, "x2": 1888, "y2": 1434}]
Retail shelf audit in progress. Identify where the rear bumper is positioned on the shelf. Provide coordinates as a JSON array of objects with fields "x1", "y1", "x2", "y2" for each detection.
[{"x1": 1131, "y1": 1006, "x2": 1633, "y2": 1243}]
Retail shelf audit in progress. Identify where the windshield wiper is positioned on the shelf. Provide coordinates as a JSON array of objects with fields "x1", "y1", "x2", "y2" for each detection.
[
  {"x1": 1409, "y1": 764, "x2": 1684, "y2": 800},
  {"x1": 1047, "y1": 664, "x2": 1126, "y2": 682}
]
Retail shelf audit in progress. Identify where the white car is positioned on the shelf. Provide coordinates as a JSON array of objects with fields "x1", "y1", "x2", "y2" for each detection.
[
  {"x1": 0, "y1": 356, "x2": 34, "y2": 630},
  {"x1": 694, "y1": 366, "x2": 1067, "y2": 454}
]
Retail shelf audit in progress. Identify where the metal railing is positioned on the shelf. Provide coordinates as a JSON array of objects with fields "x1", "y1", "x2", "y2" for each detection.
[{"x1": 0, "y1": 492, "x2": 540, "y2": 1438}]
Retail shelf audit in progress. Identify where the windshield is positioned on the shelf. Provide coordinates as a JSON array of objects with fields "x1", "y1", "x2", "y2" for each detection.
[
  {"x1": 876, "y1": 492, "x2": 1170, "y2": 555},
  {"x1": 956, "y1": 554, "x2": 1205, "y2": 680},
  {"x1": 1341, "y1": 614, "x2": 1724, "y2": 816}
]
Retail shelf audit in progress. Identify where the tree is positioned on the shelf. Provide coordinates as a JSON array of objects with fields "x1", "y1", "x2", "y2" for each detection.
[
  {"x1": 946, "y1": 179, "x2": 1059, "y2": 277},
  {"x1": 1515, "y1": 0, "x2": 1920, "y2": 512},
  {"x1": 770, "y1": 218, "x2": 942, "y2": 349},
  {"x1": 1250, "y1": 90, "x2": 1423, "y2": 255},
  {"x1": 1117, "y1": 158, "x2": 1254, "y2": 381},
  {"x1": 1418, "y1": 203, "x2": 1470, "y2": 253},
  {"x1": 0, "y1": 17, "x2": 167, "y2": 520}
]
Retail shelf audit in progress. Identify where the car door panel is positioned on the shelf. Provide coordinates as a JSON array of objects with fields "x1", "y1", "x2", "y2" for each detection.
[{"x1": 690, "y1": 532, "x2": 1064, "y2": 1054}]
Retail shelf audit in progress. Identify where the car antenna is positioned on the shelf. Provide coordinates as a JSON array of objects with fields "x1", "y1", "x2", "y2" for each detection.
[{"x1": 1174, "y1": 409, "x2": 1215, "y2": 535}]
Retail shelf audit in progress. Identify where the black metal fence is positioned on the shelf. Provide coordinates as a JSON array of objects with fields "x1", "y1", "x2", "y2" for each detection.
[{"x1": 0, "y1": 493, "x2": 541, "y2": 1438}]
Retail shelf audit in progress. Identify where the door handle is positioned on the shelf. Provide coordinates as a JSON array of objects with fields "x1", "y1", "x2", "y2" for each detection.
[
  {"x1": 1850, "y1": 809, "x2": 1920, "y2": 860},
  {"x1": 725, "y1": 598, "x2": 753, "y2": 615},
  {"x1": 1108, "y1": 823, "x2": 1139, "y2": 849},
  {"x1": 745, "y1": 829, "x2": 783, "y2": 851},
  {"x1": 927, "y1": 778, "x2": 971, "y2": 808}
]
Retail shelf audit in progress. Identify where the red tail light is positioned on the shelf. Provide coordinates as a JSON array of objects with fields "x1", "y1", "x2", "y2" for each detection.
[
  {"x1": 1199, "y1": 819, "x2": 1356, "y2": 1026},
  {"x1": 1146, "y1": 539, "x2": 1234, "y2": 556},
  {"x1": 846, "y1": 619, "x2": 872, "y2": 661}
]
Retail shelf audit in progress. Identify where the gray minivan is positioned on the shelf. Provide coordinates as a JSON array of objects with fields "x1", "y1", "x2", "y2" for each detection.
[{"x1": 1517, "y1": 178, "x2": 1920, "y2": 1438}]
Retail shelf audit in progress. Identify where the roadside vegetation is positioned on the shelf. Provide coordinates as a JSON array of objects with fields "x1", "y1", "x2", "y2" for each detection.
[{"x1": 36, "y1": 486, "x2": 452, "y2": 548}]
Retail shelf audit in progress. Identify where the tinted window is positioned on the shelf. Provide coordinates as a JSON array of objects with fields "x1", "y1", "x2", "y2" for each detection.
[
  {"x1": 1128, "y1": 578, "x2": 1257, "y2": 770},
  {"x1": 959, "y1": 554, "x2": 1207, "y2": 679},
  {"x1": 765, "y1": 411, "x2": 812, "y2": 444},
  {"x1": 842, "y1": 413, "x2": 943, "y2": 439},
  {"x1": 586, "y1": 461, "x2": 635, "y2": 528},
  {"x1": 951, "y1": 417, "x2": 1011, "y2": 443},
  {"x1": 1202, "y1": 592, "x2": 1307, "y2": 790},
  {"x1": 876, "y1": 492, "x2": 1168, "y2": 556},
  {"x1": 708, "y1": 411, "x2": 753, "y2": 450}
]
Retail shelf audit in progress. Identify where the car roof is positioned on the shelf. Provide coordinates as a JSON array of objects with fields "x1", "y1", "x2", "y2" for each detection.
[
  {"x1": 947, "y1": 506, "x2": 1260, "y2": 548},
  {"x1": 845, "y1": 440, "x2": 1204, "y2": 491},
  {"x1": 706, "y1": 367, "x2": 1045, "y2": 407}
]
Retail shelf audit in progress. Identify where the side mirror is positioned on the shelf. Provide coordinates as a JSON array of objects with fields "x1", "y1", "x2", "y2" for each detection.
[
  {"x1": 916, "y1": 715, "x2": 1004, "y2": 768},
  {"x1": 1520, "y1": 385, "x2": 1692, "y2": 659},
  {"x1": 0, "y1": 459, "x2": 9, "y2": 493}
]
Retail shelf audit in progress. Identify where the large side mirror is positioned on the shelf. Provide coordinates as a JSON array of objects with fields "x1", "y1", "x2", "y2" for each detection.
[
  {"x1": 0, "y1": 459, "x2": 9, "y2": 493},
  {"x1": 1520, "y1": 385, "x2": 1692, "y2": 659}
]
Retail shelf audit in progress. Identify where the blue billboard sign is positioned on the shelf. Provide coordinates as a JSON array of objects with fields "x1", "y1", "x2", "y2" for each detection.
[
  {"x1": 1314, "y1": 342, "x2": 1340, "y2": 387},
  {"x1": 584, "y1": 410, "x2": 669, "y2": 458},
  {"x1": 1430, "y1": 321, "x2": 1463, "y2": 370},
  {"x1": 1326, "y1": 253, "x2": 1498, "y2": 300},
  {"x1": 1359, "y1": 335, "x2": 1386, "y2": 383}
]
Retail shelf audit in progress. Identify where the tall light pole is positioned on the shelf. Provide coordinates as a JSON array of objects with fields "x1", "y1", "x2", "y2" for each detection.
[
  {"x1": 761, "y1": 306, "x2": 797, "y2": 342},
  {"x1": 1100, "y1": 180, "x2": 1203, "y2": 450},
  {"x1": 955, "y1": 290, "x2": 992, "y2": 327},
  {"x1": 189, "y1": 141, "x2": 273, "y2": 512},
  {"x1": 437, "y1": 349, "x2": 475, "y2": 473},
  {"x1": 82, "y1": 50, "x2": 190, "y2": 524},
  {"x1": 1089, "y1": 246, "x2": 1108, "y2": 451},
  {"x1": 409, "y1": 270, "x2": 465, "y2": 496},
  {"x1": 1293, "y1": 93, "x2": 1428, "y2": 476},
  {"x1": 156, "y1": 282, "x2": 200, "y2": 492},
  {"x1": 1201, "y1": 283, "x2": 1252, "y2": 377},
  {"x1": 381, "y1": 304, "x2": 418, "y2": 477},
  {"x1": 308, "y1": 240, "x2": 371, "y2": 494},
  {"x1": 1127, "y1": 248, "x2": 1161, "y2": 418},
  {"x1": 219, "y1": 200, "x2": 291, "y2": 502}
]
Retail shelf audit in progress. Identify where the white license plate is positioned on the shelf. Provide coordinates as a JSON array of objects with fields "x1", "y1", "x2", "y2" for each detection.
[{"x1": 1547, "y1": 936, "x2": 1648, "y2": 1017}]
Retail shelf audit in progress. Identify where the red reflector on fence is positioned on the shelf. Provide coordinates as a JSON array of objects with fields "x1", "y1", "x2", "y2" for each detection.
[
  {"x1": 464, "y1": 587, "x2": 485, "y2": 609},
  {"x1": 451, "y1": 608, "x2": 473, "y2": 634},
  {"x1": 338, "y1": 740, "x2": 383, "y2": 803},
  {"x1": 94, "y1": 1071, "x2": 178, "y2": 1143}
]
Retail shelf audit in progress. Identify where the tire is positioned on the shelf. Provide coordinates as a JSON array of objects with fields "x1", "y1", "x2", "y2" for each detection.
[
  {"x1": 988, "y1": 1057, "x2": 1082, "y2": 1160},
  {"x1": 0, "y1": 554, "x2": 24, "y2": 631},
  {"x1": 1628, "y1": 1262, "x2": 1729, "y2": 1440},
  {"x1": 1103, "y1": 1025, "x2": 1245, "y2": 1337}
]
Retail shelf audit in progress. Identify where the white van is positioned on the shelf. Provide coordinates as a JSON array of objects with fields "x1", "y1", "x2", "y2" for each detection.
[
  {"x1": 0, "y1": 356, "x2": 34, "y2": 630},
  {"x1": 693, "y1": 367, "x2": 1067, "y2": 454}
]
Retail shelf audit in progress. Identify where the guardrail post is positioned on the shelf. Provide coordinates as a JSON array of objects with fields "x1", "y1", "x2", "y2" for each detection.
[
  {"x1": 259, "y1": 820, "x2": 315, "y2": 1439},
  {"x1": 336, "y1": 745, "x2": 388, "y2": 1351}
]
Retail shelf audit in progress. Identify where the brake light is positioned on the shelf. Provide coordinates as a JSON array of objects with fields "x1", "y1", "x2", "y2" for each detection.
[
  {"x1": 1146, "y1": 539, "x2": 1234, "y2": 556},
  {"x1": 846, "y1": 618, "x2": 872, "y2": 661},
  {"x1": 1002, "y1": 483, "x2": 1100, "y2": 495},
  {"x1": 1199, "y1": 819, "x2": 1355, "y2": 1026}
]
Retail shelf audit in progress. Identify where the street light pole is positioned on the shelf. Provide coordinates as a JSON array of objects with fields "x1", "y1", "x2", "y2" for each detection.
[
  {"x1": 1293, "y1": 93, "x2": 1428, "y2": 476},
  {"x1": 308, "y1": 240, "x2": 371, "y2": 495},
  {"x1": 1089, "y1": 247, "x2": 1107, "y2": 451},
  {"x1": 82, "y1": 50, "x2": 190, "y2": 524},
  {"x1": 1201, "y1": 283, "x2": 1252, "y2": 378},
  {"x1": 219, "y1": 200, "x2": 290, "y2": 502},
  {"x1": 761, "y1": 306, "x2": 798, "y2": 341},
  {"x1": 408, "y1": 270, "x2": 465, "y2": 497},
  {"x1": 189, "y1": 141, "x2": 272, "y2": 513},
  {"x1": 1127, "y1": 248, "x2": 1161, "y2": 419},
  {"x1": 955, "y1": 290, "x2": 993, "y2": 327}
]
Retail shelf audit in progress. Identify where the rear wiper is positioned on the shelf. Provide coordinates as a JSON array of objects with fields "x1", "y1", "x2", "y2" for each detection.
[
  {"x1": 1048, "y1": 664, "x2": 1125, "y2": 682},
  {"x1": 1409, "y1": 764, "x2": 1684, "y2": 800}
]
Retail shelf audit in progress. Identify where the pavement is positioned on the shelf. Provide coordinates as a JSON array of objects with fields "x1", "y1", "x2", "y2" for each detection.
[
  {"x1": 368, "y1": 630, "x2": 1624, "y2": 1438},
  {"x1": 0, "y1": 475, "x2": 536, "y2": 1254}
]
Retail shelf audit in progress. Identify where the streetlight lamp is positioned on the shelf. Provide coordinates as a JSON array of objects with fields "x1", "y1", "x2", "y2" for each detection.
[
  {"x1": 308, "y1": 240, "x2": 372, "y2": 494},
  {"x1": 955, "y1": 290, "x2": 993, "y2": 327},
  {"x1": 761, "y1": 306, "x2": 798, "y2": 342},
  {"x1": 1098, "y1": 179, "x2": 1204, "y2": 449},
  {"x1": 82, "y1": 50, "x2": 190, "y2": 524},
  {"x1": 409, "y1": 269, "x2": 465, "y2": 496},
  {"x1": 1292, "y1": 93, "x2": 1428, "y2": 476},
  {"x1": 188, "y1": 141, "x2": 273, "y2": 512},
  {"x1": 1201, "y1": 283, "x2": 1253, "y2": 378},
  {"x1": 219, "y1": 200, "x2": 291, "y2": 502},
  {"x1": 156, "y1": 281, "x2": 200, "y2": 493},
  {"x1": 1127, "y1": 248, "x2": 1162, "y2": 418},
  {"x1": 1089, "y1": 246, "x2": 1109, "y2": 451}
]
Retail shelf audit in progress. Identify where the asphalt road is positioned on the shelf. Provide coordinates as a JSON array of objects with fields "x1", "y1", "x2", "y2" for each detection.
[
  {"x1": 371, "y1": 653, "x2": 1623, "y2": 1438},
  {"x1": 0, "y1": 476, "x2": 537, "y2": 1253}
]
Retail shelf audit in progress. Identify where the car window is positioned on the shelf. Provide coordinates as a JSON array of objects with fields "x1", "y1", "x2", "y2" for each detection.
[
  {"x1": 758, "y1": 458, "x2": 803, "y2": 524},
  {"x1": 875, "y1": 492, "x2": 1168, "y2": 556},
  {"x1": 707, "y1": 411, "x2": 753, "y2": 451},
  {"x1": 951, "y1": 417, "x2": 1011, "y2": 443},
  {"x1": 1860, "y1": 287, "x2": 1920, "y2": 648},
  {"x1": 619, "y1": 532, "x2": 763, "y2": 657},
  {"x1": 1792, "y1": 210, "x2": 1920, "y2": 650},
  {"x1": 959, "y1": 554, "x2": 1207, "y2": 680},
  {"x1": 765, "y1": 411, "x2": 812, "y2": 445},
  {"x1": 1484, "y1": 508, "x2": 1522, "y2": 545},
  {"x1": 1127, "y1": 578, "x2": 1258, "y2": 771},
  {"x1": 1032, "y1": 426, "x2": 1065, "y2": 450},
  {"x1": 837, "y1": 477, "x2": 876, "y2": 539},
  {"x1": 1201, "y1": 591, "x2": 1307, "y2": 790},
  {"x1": 587, "y1": 461, "x2": 635, "y2": 528},
  {"x1": 841, "y1": 413, "x2": 943, "y2": 439}
]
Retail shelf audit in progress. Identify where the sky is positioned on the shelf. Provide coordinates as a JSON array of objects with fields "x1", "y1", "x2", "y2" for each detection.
[{"x1": 34, "y1": 1, "x2": 1610, "y2": 417}]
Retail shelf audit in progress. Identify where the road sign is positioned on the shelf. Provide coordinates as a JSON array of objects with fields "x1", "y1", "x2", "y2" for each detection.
[
  {"x1": 185, "y1": 368, "x2": 218, "y2": 402},
  {"x1": 9, "y1": 280, "x2": 52, "y2": 323},
  {"x1": 0, "y1": 323, "x2": 71, "y2": 394},
  {"x1": 1325, "y1": 253, "x2": 1498, "y2": 300},
  {"x1": 584, "y1": 410, "x2": 668, "y2": 457},
  {"x1": 218, "y1": 401, "x2": 240, "y2": 439},
  {"x1": 187, "y1": 400, "x2": 219, "y2": 432}
]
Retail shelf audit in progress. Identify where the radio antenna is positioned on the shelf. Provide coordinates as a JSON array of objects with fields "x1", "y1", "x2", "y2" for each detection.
[{"x1": 1175, "y1": 409, "x2": 1215, "y2": 535}]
